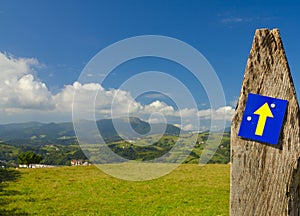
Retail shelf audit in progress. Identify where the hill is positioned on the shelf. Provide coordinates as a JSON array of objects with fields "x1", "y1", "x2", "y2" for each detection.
[
  {"x1": 0, "y1": 119, "x2": 230, "y2": 166},
  {"x1": 0, "y1": 132, "x2": 230, "y2": 167},
  {"x1": 0, "y1": 117, "x2": 180, "y2": 145}
]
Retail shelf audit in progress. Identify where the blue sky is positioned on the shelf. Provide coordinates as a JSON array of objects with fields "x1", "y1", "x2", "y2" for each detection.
[{"x1": 0, "y1": 0, "x2": 299, "y2": 129}]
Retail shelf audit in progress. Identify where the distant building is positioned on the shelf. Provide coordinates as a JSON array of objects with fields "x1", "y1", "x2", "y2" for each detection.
[
  {"x1": 18, "y1": 164, "x2": 54, "y2": 168},
  {"x1": 71, "y1": 160, "x2": 91, "y2": 166},
  {"x1": 71, "y1": 160, "x2": 84, "y2": 166}
]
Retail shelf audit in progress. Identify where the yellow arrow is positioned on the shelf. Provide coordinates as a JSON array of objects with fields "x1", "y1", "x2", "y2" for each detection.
[{"x1": 253, "y1": 103, "x2": 274, "y2": 136}]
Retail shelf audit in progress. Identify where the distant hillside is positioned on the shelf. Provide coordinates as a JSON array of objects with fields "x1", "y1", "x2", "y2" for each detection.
[
  {"x1": 0, "y1": 119, "x2": 231, "y2": 166},
  {"x1": 97, "y1": 117, "x2": 180, "y2": 142},
  {"x1": 0, "y1": 117, "x2": 180, "y2": 145},
  {"x1": 0, "y1": 131, "x2": 231, "y2": 167}
]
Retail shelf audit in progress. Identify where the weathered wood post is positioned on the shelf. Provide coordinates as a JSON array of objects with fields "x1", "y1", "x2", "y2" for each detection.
[{"x1": 231, "y1": 28, "x2": 300, "y2": 215}]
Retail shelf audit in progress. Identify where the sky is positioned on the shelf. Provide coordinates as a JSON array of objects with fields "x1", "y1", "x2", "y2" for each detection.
[{"x1": 0, "y1": 0, "x2": 299, "y2": 131}]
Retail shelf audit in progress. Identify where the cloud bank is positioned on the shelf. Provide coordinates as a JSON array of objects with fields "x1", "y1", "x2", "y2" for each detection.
[{"x1": 0, "y1": 52, "x2": 234, "y2": 130}]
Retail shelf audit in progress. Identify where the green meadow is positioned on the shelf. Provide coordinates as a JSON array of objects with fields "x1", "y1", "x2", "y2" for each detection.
[{"x1": 0, "y1": 164, "x2": 229, "y2": 215}]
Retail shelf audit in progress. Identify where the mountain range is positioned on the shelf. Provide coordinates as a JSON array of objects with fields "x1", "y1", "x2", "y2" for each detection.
[{"x1": 0, "y1": 117, "x2": 180, "y2": 146}]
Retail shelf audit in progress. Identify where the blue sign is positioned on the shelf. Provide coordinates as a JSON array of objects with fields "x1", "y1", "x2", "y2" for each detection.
[{"x1": 238, "y1": 93, "x2": 288, "y2": 145}]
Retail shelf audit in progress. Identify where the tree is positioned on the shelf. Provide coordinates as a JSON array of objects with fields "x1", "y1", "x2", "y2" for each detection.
[{"x1": 18, "y1": 151, "x2": 42, "y2": 166}]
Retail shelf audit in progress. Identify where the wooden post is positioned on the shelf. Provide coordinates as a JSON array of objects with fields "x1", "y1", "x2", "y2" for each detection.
[{"x1": 231, "y1": 28, "x2": 300, "y2": 215}]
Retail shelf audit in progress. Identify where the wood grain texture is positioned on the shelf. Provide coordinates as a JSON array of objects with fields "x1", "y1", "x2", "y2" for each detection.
[{"x1": 231, "y1": 29, "x2": 300, "y2": 216}]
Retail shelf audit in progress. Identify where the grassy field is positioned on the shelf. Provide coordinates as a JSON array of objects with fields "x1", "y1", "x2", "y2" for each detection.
[{"x1": 0, "y1": 164, "x2": 229, "y2": 215}]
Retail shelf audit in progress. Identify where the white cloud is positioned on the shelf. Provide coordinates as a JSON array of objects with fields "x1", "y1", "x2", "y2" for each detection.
[
  {"x1": 0, "y1": 52, "x2": 234, "y2": 131},
  {"x1": 0, "y1": 52, "x2": 38, "y2": 79},
  {"x1": 142, "y1": 100, "x2": 174, "y2": 115},
  {"x1": 219, "y1": 13, "x2": 275, "y2": 25},
  {"x1": 220, "y1": 16, "x2": 251, "y2": 24},
  {"x1": 54, "y1": 81, "x2": 142, "y2": 120},
  {"x1": 54, "y1": 81, "x2": 104, "y2": 112},
  {"x1": 198, "y1": 106, "x2": 235, "y2": 121},
  {"x1": 0, "y1": 52, "x2": 53, "y2": 110},
  {"x1": 230, "y1": 98, "x2": 238, "y2": 107}
]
